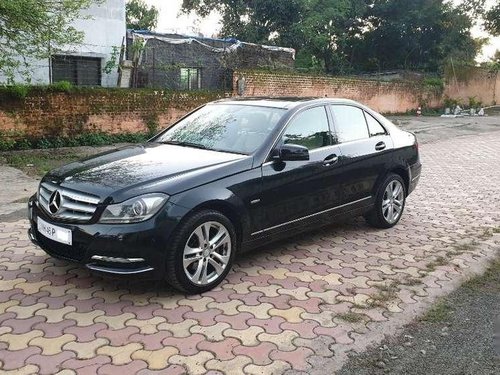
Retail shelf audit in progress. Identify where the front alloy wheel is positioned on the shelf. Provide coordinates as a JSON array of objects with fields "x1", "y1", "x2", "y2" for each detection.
[
  {"x1": 183, "y1": 221, "x2": 231, "y2": 285},
  {"x1": 165, "y1": 210, "x2": 236, "y2": 294}
]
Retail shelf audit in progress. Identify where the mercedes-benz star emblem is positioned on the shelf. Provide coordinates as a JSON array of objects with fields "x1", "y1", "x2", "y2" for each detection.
[{"x1": 48, "y1": 191, "x2": 63, "y2": 215}]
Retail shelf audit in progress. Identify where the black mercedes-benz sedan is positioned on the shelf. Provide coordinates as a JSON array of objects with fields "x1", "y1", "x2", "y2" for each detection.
[{"x1": 28, "y1": 98, "x2": 421, "y2": 293}]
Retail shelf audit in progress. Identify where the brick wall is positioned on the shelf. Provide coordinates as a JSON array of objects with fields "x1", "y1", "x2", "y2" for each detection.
[
  {"x1": 444, "y1": 66, "x2": 499, "y2": 106},
  {"x1": 1, "y1": 67, "x2": 496, "y2": 142},
  {"x1": 232, "y1": 70, "x2": 443, "y2": 113},
  {"x1": 0, "y1": 89, "x2": 226, "y2": 139}
]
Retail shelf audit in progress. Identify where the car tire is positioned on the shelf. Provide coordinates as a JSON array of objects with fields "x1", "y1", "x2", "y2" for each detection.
[
  {"x1": 365, "y1": 173, "x2": 406, "y2": 229},
  {"x1": 165, "y1": 210, "x2": 236, "y2": 294}
]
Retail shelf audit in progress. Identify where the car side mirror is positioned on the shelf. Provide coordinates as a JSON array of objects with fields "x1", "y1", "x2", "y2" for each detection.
[{"x1": 277, "y1": 143, "x2": 310, "y2": 161}]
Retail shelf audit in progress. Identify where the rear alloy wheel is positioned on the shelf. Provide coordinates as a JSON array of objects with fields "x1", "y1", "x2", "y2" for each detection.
[
  {"x1": 365, "y1": 173, "x2": 406, "y2": 229},
  {"x1": 165, "y1": 210, "x2": 236, "y2": 293}
]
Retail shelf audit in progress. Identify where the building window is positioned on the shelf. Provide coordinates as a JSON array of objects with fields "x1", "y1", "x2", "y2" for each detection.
[
  {"x1": 51, "y1": 55, "x2": 102, "y2": 86},
  {"x1": 180, "y1": 68, "x2": 201, "y2": 90}
]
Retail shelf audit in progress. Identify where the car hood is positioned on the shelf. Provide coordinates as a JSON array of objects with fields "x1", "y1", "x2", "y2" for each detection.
[{"x1": 44, "y1": 143, "x2": 251, "y2": 202}]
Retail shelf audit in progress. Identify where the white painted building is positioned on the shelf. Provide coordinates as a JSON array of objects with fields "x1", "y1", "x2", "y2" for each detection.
[{"x1": 0, "y1": 0, "x2": 125, "y2": 87}]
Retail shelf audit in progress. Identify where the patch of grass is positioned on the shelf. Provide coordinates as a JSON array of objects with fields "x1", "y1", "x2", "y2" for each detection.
[
  {"x1": 452, "y1": 241, "x2": 477, "y2": 252},
  {"x1": 421, "y1": 300, "x2": 453, "y2": 323},
  {"x1": 3, "y1": 151, "x2": 85, "y2": 177},
  {"x1": 352, "y1": 303, "x2": 369, "y2": 310},
  {"x1": 338, "y1": 312, "x2": 364, "y2": 323},
  {"x1": 400, "y1": 277, "x2": 423, "y2": 286},
  {"x1": 368, "y1": 283, "x2": 399, "y2": 307},
  {"x1": 463, "y1": 258, "x2": 500, "y2": 292},
  {"x1": 446, "y1": 250, "x2": 464, "y2": 258},
  {"x1": 478, "y1": 228, "x2": 493, "y2": 240},
  {"x1": 435, "y1": 256, "x2": 447, "y2": 266},
  {"x1": 425, "y1": 262, "x2": 437, "y2": 272},
  {"x1": 424, "y1": 256, "x2": 448, "y2": 272}
]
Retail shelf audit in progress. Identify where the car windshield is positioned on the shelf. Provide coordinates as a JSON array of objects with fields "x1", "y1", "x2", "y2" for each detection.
[{"x1": 153, "y1": 104, "x2": 286, "y2": 154}]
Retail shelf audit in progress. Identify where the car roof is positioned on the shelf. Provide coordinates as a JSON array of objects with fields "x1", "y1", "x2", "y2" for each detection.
[{"x1": 211, "y1": 97, "x2": 363, "y2": 110}]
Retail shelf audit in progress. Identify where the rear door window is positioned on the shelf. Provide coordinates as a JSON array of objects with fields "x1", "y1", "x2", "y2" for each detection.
[{"x1": 330, "y1": 105, "x2": 369, "y2": 143}]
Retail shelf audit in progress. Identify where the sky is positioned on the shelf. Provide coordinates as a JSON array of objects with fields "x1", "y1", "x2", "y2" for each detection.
[{"x1": 144, "y1": 0, "x2": 499, "y2": 61}]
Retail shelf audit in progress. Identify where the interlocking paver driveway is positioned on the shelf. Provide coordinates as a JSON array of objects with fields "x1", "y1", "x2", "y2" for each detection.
[{"x1": 1, "y1": 131, "x2": 499, "y2": 375}]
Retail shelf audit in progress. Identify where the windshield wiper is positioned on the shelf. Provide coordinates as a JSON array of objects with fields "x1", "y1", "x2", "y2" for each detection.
[{"x1": 158, "y1": 140, "x2": 207, "y2": 150}]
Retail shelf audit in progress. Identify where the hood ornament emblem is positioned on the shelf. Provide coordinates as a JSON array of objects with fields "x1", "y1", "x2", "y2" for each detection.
[{"x1": 48, "y1": 191, "x2": 63, "y2": 215}]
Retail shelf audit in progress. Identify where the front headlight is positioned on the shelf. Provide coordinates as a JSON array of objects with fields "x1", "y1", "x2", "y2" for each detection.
[{"x1": 99, "y1": 193, "x2": 169, "y2": 224}]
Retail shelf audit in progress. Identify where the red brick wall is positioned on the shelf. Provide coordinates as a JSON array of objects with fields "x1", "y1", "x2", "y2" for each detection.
[
  {"x1": 1, "y1": 67, "x2": 496, "y2": 142},
  {"x1": 0, "y1": 89, "x2": 226, "y2": 139},
  {"x1": 232, "y1": 70, "x2": 443, "y2": 113}
]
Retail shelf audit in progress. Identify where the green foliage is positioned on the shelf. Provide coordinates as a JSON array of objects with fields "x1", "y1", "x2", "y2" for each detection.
[
  {"x1": 485, "y1": 2, "x2": 500, "y2": 36},
  {"x1": 144, "y1": 116, "x2": 159, "y2": 136},
  {"x1": 126, "y1": 0, "x2": 159, "y2": 30},
  {"x1": 337, "y1": 312, "x2": 364, "y2": 323},
  {"x1": 468, "y1": 96, "x2": 483, "y2": 109},
  {"x1": 350, "y1": 0, "x2": 485, "y2": 72},
  {"x1": 103, "y1": 46, "x2": 121, "y2": 75},
  {"x1": 1, "y1": 84, "x2": 30, "y2": 99},
  {"x1": 48, "y1": 81, "x2": 73, "y2": 93},
  {"x1": 182, "y1": 0, "x2": 486, "y2": 74},
  {"x1": 0, "y1": 82, "x2": 75, "y2": 100},
  {"x1": 423, "y1": 77, "x2": 444, "y2": 90},
  {"x1": 0, "y1": 0, "x2": 101, "y2": 82},
  {"x1": 421, "y1": 300, "x2": 453, "y2": 323},
  {"x1": 0, "y1": 131, "x2": 149, "y2": 152},
  {"x1": 463, "y1": 258, "x2": 500, "y2": 292},
  {"x1": 443, "y1": 96, "x2": 462, "y2": 109},
  {"x1": 0, "y1": 134, "x2": 16, "y2": 151}
]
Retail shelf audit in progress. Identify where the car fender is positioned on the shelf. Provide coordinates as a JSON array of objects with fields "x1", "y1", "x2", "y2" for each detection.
[{"x1": 168, "y1": 185, "x2": 252, "y2": 243}]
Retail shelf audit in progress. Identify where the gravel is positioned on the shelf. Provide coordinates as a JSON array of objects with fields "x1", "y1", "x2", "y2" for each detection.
[{"x1": 338, "y1": 260, "x2": 500, "y2": 375}]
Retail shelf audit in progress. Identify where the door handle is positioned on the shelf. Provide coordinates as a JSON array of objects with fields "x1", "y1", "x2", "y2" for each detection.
[
  {"x1": 375, "y1": 141, "x2": 386, "y2": 151},
  {"x1": 323, "y1": 154, "x2": 339, "y2": 166}
]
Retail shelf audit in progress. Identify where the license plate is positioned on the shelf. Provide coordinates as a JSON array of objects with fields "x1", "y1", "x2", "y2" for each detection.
[{"x1": 37, "y1": 217, "x2": 72, "y2": 245}]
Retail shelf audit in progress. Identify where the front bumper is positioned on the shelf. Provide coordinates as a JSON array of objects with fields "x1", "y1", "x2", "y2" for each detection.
[{"x1": 27, "y1": 195, "x2": 187, "y2": 279}]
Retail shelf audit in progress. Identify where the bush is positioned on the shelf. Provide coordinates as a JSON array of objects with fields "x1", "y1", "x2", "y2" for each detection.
[
  {"x1": 1, "y1": 84, "x2": 30, "y2": 99},
  {"x1": 0, "y1": 132, "x2": 149, "y2": 152},
  {"x1": 423, "y1": 77, "x2": 444, "y2": 90},
  {"x1": 443, "y1": 96, "x2": 461, "y2": 109},
  {"x1": 468, "y1": 96, "x2": 483, "y2": 109},
  {"x1": 48, "y1": 81, "x2": 73, "y2": 93},
  {"x1": 0, "y1": 136, "x2": 16, "y2": 151}
]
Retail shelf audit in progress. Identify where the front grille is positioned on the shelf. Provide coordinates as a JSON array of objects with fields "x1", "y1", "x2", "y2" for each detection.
[{"x1": 38, "y1": 181, "x2": 100, "y2": 222}]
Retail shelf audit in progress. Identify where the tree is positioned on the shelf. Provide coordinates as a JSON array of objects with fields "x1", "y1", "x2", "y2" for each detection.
[
  {"x1": 126, "y1": 0, "x2": 159, "y2": 31},
  {"x1": 485, "y1": 3, "x2": 500, "y2": 35},
  {"x1": 296, "y1": 0, "x2": 367, "y2": 74},
  {"x1": 182, "y1": 0, "x2": 485, "y2": 74},
  {"x1": 0, "y1": 0, "x2": 98, "y2": 83},
  {"x1": 349, "y1": 0, "x2": 485, "y2": 72}
]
